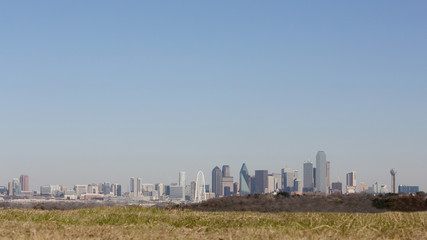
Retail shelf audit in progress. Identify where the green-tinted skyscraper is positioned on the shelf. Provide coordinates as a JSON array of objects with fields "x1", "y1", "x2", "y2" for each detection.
[
  {"x1": 12, "y1": 178, "x2": 21, "y2": 196},
  {"x1": 239, "y1": 163, "x2": 250, "y2": 196}
]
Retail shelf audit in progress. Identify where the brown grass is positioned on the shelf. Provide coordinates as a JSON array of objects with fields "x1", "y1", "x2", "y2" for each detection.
[{"x1": 0, "y1": 206, "x2": 426, "y2": 239}]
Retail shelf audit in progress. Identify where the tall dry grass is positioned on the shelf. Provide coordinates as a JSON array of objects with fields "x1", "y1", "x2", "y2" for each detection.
[{"x1": 0, "y1": 206, "x2": 426, "y2": 239}]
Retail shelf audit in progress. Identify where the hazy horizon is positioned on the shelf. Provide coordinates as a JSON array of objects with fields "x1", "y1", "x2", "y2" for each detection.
[{"x1": 1, "y1": 1, "x2": 426, "y2": 191}]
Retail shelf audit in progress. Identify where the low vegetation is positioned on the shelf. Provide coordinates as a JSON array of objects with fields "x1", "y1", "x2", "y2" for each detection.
[
  {"x1": 182, "y1": 193, "x2": 427, "y2": 213},
  {"x1": 0, "y1": 206, "x2": 426, "y2": 239},
  {"x1": 182, "y1": 194, "x2": 383, "y2": 213},
  {"x1": 372, "y1": 193, "x2": 427, "y2": 212}
]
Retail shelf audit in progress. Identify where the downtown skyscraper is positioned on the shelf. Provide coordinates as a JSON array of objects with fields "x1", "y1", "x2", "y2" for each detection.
[
  {"x1": 346, "y1": 171, "x2": 357, "y2": 194},
  {"x1": 19, "y1": 174, "x2": 29, "y2": 192},
  {"x1": 212, "y1": 166, "x2": 222, "y2": 197},
  {"x1": 179, "y1": 171, "x2": 186, "y2": 187},
  {"x1": 281, "y1": 168, "x2": 295, "y2": 193},
  {"x1": 315, "y1": 151, "x2": 328, "y2": 193},
  {"x1": 303, "y1": 162, "x2": 314, "y2": 192},
  {"x1": 239, "y1": 163, "x2": 250, "y2": 196},
  {"x1": 221, "y1": 165, "x2": 233, "y2": 196},
  {"x1": 255, "y1": 170, "x2": 268, "y2": 194},
  {"x1": 130, "y1": 177, "x2": 142, "y2": 197}
]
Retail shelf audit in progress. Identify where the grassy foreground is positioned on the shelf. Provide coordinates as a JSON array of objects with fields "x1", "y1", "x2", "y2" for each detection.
[{"x1": 0, "y1": 207, "x2": 426, "y2": 239}]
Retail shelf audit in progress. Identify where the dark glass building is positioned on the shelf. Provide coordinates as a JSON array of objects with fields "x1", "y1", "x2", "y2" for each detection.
[{"x1": 212, "y1": 166, "x2": 222, "y2": 197}]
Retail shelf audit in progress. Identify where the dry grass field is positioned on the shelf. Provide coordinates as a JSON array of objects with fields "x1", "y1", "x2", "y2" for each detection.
[{"x1": 0, "y1": 206, "x2": 426, "y2": 239}]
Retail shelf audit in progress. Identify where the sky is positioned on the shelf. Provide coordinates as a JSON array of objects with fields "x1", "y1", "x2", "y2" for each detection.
[{"x1": 1, "y1": 1, "x2": 426, "y2": 192}]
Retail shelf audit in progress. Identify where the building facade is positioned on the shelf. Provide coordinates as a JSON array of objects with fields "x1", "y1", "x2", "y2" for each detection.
[
  {"x1": 179, "y1": 171, "x2": 186, "y2": 187},
  {"x1": 221, "y1": 165, "x2": 233, "y2": 197},
  {"x1": 212, "y1": 166, "x2": 222, "y2": 197},
  {"x1": 281, "y1": 168, "x2": 295, "y2": 193},
  {"x1": 255, "y1": 170, "x2": 268, "y2": 194},
  {"x1": 331, "y1": 181, "x2": 343, "y2": 194},
  {"x1": 130, "y1": 177, "x2": 142, "y2": 197},
  {"x1": 239, "y1": 163, "x2": 251, "y2": 195},
  {"x1": 398, "y1": 185, "x2": 419, "y2": 194},
  {"x1": 303, "y1": 162, "x2": 314, "y2": 192},
  {"x1": 315, "y1": 151, "x2": 328, "y2": 193},
  {"x1": 169, "y1": 184, "x2": 185, "y2": 201},
  {"x1": 19, "y1": 175, "x2": 29, "y2": 192},
  {"x1": 346, "y1": 171, "x2": 357, "y2": 194}
]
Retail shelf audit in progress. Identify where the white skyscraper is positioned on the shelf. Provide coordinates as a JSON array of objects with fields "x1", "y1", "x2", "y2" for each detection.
[
  {"x1": 130, "y1": 177, "x2": 142, "y2": 197},
  {"x1": 179, "y1": 171, "x2": 186, "y2": 187},
  {"x1": 315, "y1": 151, "x2": 328, "y2": 194},
  {"x1": 281, "y1": 168, "x2": 295, "y2": 192},
  {"x1": 155, "y1": 183, "x2": 164, "y2": 197}
]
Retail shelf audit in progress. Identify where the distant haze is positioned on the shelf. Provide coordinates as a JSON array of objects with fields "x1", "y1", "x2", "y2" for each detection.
[{"x1": 1, "y1": 2, "x2": 426, "y2": 191}]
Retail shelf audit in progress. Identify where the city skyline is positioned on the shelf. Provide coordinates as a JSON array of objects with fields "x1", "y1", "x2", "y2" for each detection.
[
  {"x1": 3, "y1": 151, "x2": 422, "y2": 194},
  {"x1": 1, "y1": 2, "x2": 426, "y2": 191}
]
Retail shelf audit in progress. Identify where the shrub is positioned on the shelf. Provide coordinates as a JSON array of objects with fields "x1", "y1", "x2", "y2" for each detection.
[{"x1": 275, "y1": 192, "x2": 290, "y2": 198}]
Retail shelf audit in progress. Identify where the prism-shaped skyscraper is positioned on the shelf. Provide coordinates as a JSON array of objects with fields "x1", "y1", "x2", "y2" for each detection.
[{"x1": 239, "y1": 163, "x2": 250, "y2": 196}]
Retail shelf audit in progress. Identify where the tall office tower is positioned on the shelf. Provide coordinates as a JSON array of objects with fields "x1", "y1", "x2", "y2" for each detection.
[
  {"x1": 221, "y1": 165, "x2": 233, "y2": 196},
  {"x1": 111, "y1": 184, "x2": 117, "y2": 196},
  {"x1": 239, "y1": 163, "x2": 251, "y2": 195},
  {"x1": 315, "y1": 151, "x2": 328, "y2": 193},
  {"x1": 272, "y1": 173, "x2": 282, "y2": 191},
  {"x1": 303, "y1": 162, "x2": 314, "y2": 192},
  {"x1": 130, "y1": 177, "x2": 136, "y2": 196},
  {"x1": 116, "y1": 184, "x2": 122, "y2": 196},
  {"x1": 267, "y1": 175, "x2": 274, "y2": 193},
  {"x1": 88, "y1": 184, "x2": 99, "y2": 194},
  {"x1": 12, "y1": 178, "x2": 21, "y2": 196},
  {"x1": 130, "y1": 177, "x2": 142, "y2": 197},
  {"x1": 179, "y1": 171, "x2": 186, "y2": 187},
  {"x1": 97, "y1": 182, "x2": 103, "y2": 194},
  {"x1": 155, "y1": 183, "x2": 164, "y2": 196},
  {"x1": 19, "y1": 174, "x2": 29, "y2": 192},
  {"x1": 212, "y1": 166, "x2": 222, "y2": 197},
  {"x1": 222, "y1": 165, "x2": 230, "y2": 177},
  {"x1": 293, "y1": 179, "x2": 302, "y2": 193},
  {"x1": 137, "y1": 178, "x2": 143, "y2": 194},
  {"x1": 103, "y1": 182, "x2": 111, "y2": 195},
  {"x1": 164, "y1": 185, "x2": 170, "y2": 195},
  {"x1": 390, "y1": 168, "x2": 397, "y2": 194},
  {"x1": 313, "y1": 168, "x2": 316, "y2": 188},
  {"x1": 281, "y1": 168, "x2": 295, "y2": 193},
  {"x1": 255, "y1": 170, "x2": 268, "y2": 194},
  {"x1": 326, "y1": 161, "x2": 331, "y2": 193},
  {"x1": 346, "y1": 171, "x2": 357, "y2": 194},
  {"x1": 250, "y1": 176, "x2": 256, "y2": 194},
  {"x1": 190, "y1": 181, "x2": 197, "y2": 201},
  {"x1": 7, "y1": 182, "x2": 13, "y2": 196}
]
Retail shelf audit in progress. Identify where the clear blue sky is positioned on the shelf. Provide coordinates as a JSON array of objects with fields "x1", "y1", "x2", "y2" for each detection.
[{"x1": 1, "y1": 1, "x2": 426, "y2": 191}]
